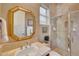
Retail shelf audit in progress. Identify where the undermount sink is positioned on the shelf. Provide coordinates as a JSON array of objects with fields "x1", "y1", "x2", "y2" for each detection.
[{"x1": 16, "y1": 42, "x2": 51, "y2": 56}]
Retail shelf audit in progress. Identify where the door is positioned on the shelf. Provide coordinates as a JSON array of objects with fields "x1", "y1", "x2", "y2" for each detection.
[
  {"x1": 70, "y1": 11, "x2": 79, "y2": 56},
  {"x1": 50, "y1": 17, "x2": 57, "y2": 49},
  {"x1": 50, "y1": 15, "x2": 69, "y2": 55}
]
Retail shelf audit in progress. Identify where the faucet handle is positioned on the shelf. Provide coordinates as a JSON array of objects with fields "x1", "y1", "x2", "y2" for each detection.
[{"x1": 25, "y1": 41, "x2": 31, "y2": 48}]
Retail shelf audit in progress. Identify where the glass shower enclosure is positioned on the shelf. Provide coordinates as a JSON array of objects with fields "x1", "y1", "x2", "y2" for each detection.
[{"x1": 50, "y1": 10, "x2": 79, "y2": 56}]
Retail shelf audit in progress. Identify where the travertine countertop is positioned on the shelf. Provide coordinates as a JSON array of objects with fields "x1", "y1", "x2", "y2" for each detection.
[{"x1": 0, "y1": 40, "x2": 28, "y2": 56}]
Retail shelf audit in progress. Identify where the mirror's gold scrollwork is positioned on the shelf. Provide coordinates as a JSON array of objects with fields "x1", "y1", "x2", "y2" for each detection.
[{"x1": 7, "y1": 6, "x2": 35, "y2": 41}]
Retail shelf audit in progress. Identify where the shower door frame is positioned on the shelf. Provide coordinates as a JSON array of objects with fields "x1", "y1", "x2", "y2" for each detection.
[
  {"x1": 51, "y1": 10, "x2": 79, "y2": 56},
  {"x1": 50, "y1": 13, "x2": 70, "y2": 55},
  {"x1": 68, "y1": 10, "x2": 79, "y2": 56}
]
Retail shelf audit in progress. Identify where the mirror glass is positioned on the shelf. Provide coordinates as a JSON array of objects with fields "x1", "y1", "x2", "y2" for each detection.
[{"x1": 14, "y1": 10, "x2": 33, "y2": 37}]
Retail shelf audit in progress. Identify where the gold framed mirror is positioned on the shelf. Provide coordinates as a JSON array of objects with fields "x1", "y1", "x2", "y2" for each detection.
[{"x1": 7, "y1": 6, "x2": 35, "y2": 41}]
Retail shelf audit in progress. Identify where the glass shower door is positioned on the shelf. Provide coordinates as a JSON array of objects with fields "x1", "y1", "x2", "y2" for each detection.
[
  {"x1": 70, "y1": 11, "x2": 79, "y2": 56},
  {"x1": 50, "y1": 15, "x2": 70, "y2": 55}
]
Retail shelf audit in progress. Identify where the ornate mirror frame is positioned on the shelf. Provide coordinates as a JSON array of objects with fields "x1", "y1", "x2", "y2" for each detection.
[{"x1": 7, "y1": 6, "x2": 36, "y2": 41}]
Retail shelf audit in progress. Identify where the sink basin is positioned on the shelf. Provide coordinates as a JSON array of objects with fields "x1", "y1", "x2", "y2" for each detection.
[{"x1": 16, "y1": 42, "x2": 51, "y2": 56}]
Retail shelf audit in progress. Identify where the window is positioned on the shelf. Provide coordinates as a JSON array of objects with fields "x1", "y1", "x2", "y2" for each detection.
[{"x1": 40, "y1": 7, "x2": 49, "y2": 25}]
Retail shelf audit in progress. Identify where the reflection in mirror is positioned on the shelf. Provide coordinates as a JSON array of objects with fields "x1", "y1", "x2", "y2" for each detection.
[
  {"x1": 14, "y1": 10, "x2": 26, "y2": 37},
  {"x1": 25, "y1": 13, "x2": 33, "y2": 36},
  {"x1": 14, "y1": 10, "x2": 33, "y2": 37}
]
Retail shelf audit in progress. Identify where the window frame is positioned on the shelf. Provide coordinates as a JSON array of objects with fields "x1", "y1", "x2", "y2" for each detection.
[{"x1": 39, "y1": 6, "x2": 49, "y2": 25}]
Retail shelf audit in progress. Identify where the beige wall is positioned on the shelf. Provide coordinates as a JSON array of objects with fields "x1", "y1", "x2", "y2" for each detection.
[
  {"x1": 70, "y1": 4, "x2": 79, "y2": 11},
  {"x1": 50, "y1": 3, "x2": 57, "y2": 16},
  {"x1": 1, "y1": 3, "x2": 79, "y2": 42},
  {"x1": 33, "y1": 3, "x2": 57, "y2": 43},
  {"x1": 0, "y1": 3, "x2": 57, "y2": 43},
  {"x1": 0, "y1": 4, "x2": 2, "y2": 16},
  {"x1": 0, "y1": 3, "x2": 57, "y2": 55}
]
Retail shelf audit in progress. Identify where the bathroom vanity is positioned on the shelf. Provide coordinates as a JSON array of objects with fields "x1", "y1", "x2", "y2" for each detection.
[{"x1": 0, "y1": 40, "x2": 28, "y2": 56}]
